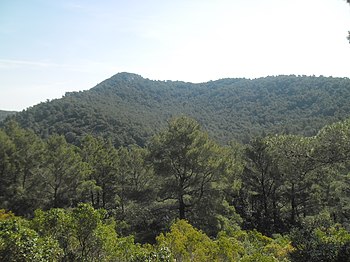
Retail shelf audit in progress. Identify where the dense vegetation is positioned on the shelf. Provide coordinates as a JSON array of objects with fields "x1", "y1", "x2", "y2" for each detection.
[
  {"x1": 5, "y1": 73, "x2": 350, "y2": 145},
  {"x1": 2, "y1": 116, "x2": 350, "y2": 261},
  {"x1": 2, "y1": 72, "x2": 350, "y2": 261},
  {"x1": 0, "y1": 110, "x2": 16, "y2": 122}
]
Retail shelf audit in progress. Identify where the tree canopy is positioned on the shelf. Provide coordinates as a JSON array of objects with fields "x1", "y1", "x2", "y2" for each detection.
[
  {"x1": 4, "y1": 73, "x2": 350, "y2": 146},
  {"x1": 2, "y1": 115, "x2": 350, "y2": 260}
]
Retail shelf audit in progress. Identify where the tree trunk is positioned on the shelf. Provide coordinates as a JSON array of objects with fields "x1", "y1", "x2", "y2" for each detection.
[
  {"x1": 272, "y1": 187, "x2": 278, "y2": 228},
  {"x1": 179, "y1": 195, "x2": 186, "y2": 219},
  {"x1": 291, "y1": 183, "x2": 296, "y2": 224}
]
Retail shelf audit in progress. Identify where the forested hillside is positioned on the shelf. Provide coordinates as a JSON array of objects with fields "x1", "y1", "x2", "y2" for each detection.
[
  {"x1": 0, "y1": 110, "x2": 16, "y2": 121},
  {"x1": 2, "y1": 116, "x2": 350, "y2": 261},
  {"x1": 5, "y1": 72, "x2": 350, "y2": 145}
]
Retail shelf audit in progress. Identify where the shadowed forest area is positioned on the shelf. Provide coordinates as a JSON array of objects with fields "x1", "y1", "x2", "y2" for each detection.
[{"x1": 2, "y1": 115, "x2": 350, "y2": 261}]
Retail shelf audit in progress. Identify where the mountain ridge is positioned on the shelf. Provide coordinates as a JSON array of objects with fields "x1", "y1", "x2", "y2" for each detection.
[
  {"x1": 5, "y1": 72, "x2": 350, "y2": 146},
  {"x1": 0, "y1": 110, "x2": 17, "y2": 121}
]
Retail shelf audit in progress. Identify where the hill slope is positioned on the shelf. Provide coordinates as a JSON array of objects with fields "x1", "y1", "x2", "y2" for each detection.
[
  {"x1": 0, "y1": 110, "x2": 17, "y2": 122},
  {"x1": 6, "y1": 72, "x2": 350, "y2": 145}
]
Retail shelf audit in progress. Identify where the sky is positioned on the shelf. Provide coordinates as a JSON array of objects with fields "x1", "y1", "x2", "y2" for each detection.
[{"x1": 1, "y1": 0, "x2": 350, "y2": 111}]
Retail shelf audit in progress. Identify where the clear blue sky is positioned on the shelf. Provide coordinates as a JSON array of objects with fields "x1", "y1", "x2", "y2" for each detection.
[{"x1": 1, "y1": 0, "x2": 350, "y2": 110}]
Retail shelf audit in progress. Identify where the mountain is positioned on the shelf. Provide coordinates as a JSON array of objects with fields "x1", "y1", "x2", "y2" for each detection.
[
  {"x1": 5, "y1": 72, "x2": 350, "y2": 145},
  {"x1": 0, "y1": 110, "x2": 17, "y2": 122}
]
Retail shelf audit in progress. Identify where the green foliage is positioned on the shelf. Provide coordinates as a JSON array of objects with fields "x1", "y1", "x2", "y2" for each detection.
[
  {"x1": 80, "y1": 135, "x2": 118, "y2": 209},
  {"x1": 148, "y1": 116, "x2": 240, "y2": 236},
  {"x1": 0, "y1": 209, "x2": 15, "y2": 220},
  {"x1": 238, "y1": 137, "x2": 283, "y2": 233},
  {"x1": 214, "y1": 228, "x2": 293, "y2": 261},
  {"x1": 31, "y1": 203, "x2": 145, "y2": 261},
  {"x1": 290, "y1": 213, "x2": 350, "y2": 262},
  {"x1": 156, "y1": 219, "x2": 218, "y2": 261},
  {"x1": 1, "y1": 207, "x2": 295, "y2": 262},
  {"x1": 0, "y1": 130, "x2": 15, "y2": 209},
  {"x1": 114, "y1": 145, "x2": 159, "y2": 242},
  {"x1": 0, "y1": 110, "x2": 16, "y2": 122},
  {"x1": 0, "y1": 121, "x2": 46, "y2": 215},
  {"x1": 0, "y1": 123, "x2": 92, "y2": 213},
  {"x1": 31, "y1": 208, "x2": 76, "y2": 260},
  {"x1": 313, "y1": 118, "x2": 350, "y2": 164},
  {"x1": 266, "y1": 135, "x2": 318, "y2": 226},
  {"x1": 6, "y1": 73, "x2": 350, "y2": 145},
  {"x1": 42, "y1": 135, "x2": 91, "y2": 208},
  {"x1": 3, "y1": 110, "x2": 350, "y2": 261},
  {"x1": 157, "y1": 219, "x2": 292, "y2": 262},
  {"x1": 235, "y1": 117, "x2": 350, "y2": 236},
  {"x1": 0, "y1": 211, "x2": 62, "y2": 262}
]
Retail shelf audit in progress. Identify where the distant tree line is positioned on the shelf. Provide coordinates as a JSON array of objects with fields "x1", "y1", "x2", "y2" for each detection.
[
  {"x1": 0, "y1": 110, "x2": 16, "y2": 122},
  {"x1": 5, "y1": 74, "x2": 350, "y2": 146}
]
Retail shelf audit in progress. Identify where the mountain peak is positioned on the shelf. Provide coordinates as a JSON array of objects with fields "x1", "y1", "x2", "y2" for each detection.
[
  {"x1": 90, "y1": 72, "x2": 146, "y2": 92},
  {"x1": 8, "y1": 75, "x2": 350, "y2": 146},
  {"x1": 110, "y1": 72, "x2": 144, "y2": 82}
]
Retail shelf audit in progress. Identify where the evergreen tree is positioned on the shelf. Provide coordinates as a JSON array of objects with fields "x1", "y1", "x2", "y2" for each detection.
[{"x1": 148, "y1": 116, "x2": 238, "y2": 235}]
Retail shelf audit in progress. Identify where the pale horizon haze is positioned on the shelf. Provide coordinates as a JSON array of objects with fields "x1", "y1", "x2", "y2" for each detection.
[{"x1": 1, "y1": 0, "x2": 350, "y2": 111}]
